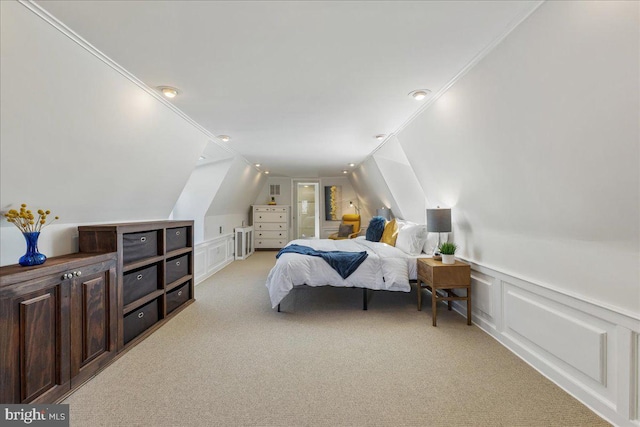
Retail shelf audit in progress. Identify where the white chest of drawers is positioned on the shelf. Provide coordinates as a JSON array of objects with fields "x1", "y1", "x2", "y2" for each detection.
[{"x1": 251, "y1": 205, "x2": 290, "y2": 249}]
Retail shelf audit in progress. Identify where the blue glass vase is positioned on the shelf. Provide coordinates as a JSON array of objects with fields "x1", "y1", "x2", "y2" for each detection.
[{"x1": 19, "y1": 232, "x2": 47, "y2": 267}]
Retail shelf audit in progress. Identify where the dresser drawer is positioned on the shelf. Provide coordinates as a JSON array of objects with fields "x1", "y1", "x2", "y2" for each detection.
[
  {"x1": 255, "y1": 230, "x2": 288, "y2": 239},
  {"x1": 123, "y1": 231, "x2": 158, "y2": 263},
  {"x1": 254, "y1": 222, "x2": 286, "y2": 231},
  {"x1": 166, "y1": 254, "x2": 189, "y2": 284},
  {"x1": 166, "y1": 227, "x2": 188, "y2": 252},
  {"x1": 254, "y1": 212, "x2": 287, "y2": 223},
  {"x1": 268, "y1": 207, "x2": 288, "y2": 213},
  {"x1": 166, "y1": 281, "x2": 190, "y2": 314},
  {"x1": 123, "y1": 264, "x2": 158, "y2": 306},
  {"x1": 123, "y1": 299, "x2": 159, "y2": 344},
  {"x1": 255, "y1": 239, "x2": 288, "y2": 249}
]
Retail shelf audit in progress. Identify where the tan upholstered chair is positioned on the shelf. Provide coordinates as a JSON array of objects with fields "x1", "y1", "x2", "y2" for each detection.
[{"x1": 328, "y1": 214, "x2": 361, "y2": 240}]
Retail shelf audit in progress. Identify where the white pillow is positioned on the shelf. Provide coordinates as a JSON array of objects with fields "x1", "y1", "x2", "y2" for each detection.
[
  {"x1": 395, "y1": 223, "x2": 428, "y2": 255},
  {"x1": 422, "y1": 232, "x2": 444, "y2": 255}
]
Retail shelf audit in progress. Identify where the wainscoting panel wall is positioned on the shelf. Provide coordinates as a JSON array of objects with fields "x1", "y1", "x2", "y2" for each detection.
[
  {"x1": 458, "y1": 259, "x2": 639, "y2": 427},
  {"x1": 194, "y1": 234, "x2": 235, "y2": 285}
]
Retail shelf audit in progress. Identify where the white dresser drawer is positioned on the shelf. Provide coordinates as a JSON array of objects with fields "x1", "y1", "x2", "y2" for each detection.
[
  {"x1": 255, "y1": 230, "x2": 288, "y2": 239},
  {"x1": 254, "y1": 222, "x2": 286, "y2": 231},
  {"x1": 268, "y1": 207, "x2": 288, "y2": 213},
  {"x1": 255, "y1": 239, "x2": 288, "y2": 249},
  {"x1": 254, "y1": 212, "x2": 287, "y2": 223}
]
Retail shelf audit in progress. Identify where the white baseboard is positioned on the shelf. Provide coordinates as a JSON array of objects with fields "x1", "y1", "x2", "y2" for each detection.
[
  {"x1": 449, "y1": 259, "x2": 639, "y2": 427},
  {"x1": 194, "y1": 234, "x2": 235, "y2": 285}
]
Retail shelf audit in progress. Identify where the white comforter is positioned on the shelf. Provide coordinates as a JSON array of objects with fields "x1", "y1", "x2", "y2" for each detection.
[{"x1": 265, "y1": 238, "x2": 413, "y2": 308}]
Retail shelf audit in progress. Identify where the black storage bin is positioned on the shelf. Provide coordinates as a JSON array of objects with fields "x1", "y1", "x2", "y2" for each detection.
[
  {"x1": 166, "y1": 281, "x2": 190, "y2": 314},
  {"x1": 123, "y1": 299, "x2": 159, "y2": 344},
  {"x1": 166, "y1": 227, "x2": 188, "y2": 252},
  {"x1": 123, "y1": 264, "x2": 158, "y2": 306},
  {"x1": 166, "y1": 254, "x2": 189, "y2": 284},
  {"x1": 123, "y1": 231, "x2": 158, "y2": 263}
]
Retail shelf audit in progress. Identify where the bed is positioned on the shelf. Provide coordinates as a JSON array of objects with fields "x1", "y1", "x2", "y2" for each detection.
[{"x1": 265, "y1": 236, "x2": 429, "y2": 310}]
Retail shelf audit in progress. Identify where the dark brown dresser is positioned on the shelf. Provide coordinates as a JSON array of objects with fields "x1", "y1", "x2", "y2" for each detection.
[{"x1": 0, "y1": 252, "x2": 117, "y2": 403}]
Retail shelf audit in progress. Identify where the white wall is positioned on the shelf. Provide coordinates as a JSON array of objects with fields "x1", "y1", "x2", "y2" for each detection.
[
  {"x1": 398, "y1": 0, "x2": 639, "y2": 314},
  {"x1": 0, "y1": 1, "x2": 210, "y2": 265},
  {"x1": 371, "y1": 136, "x2": 426, "y2": 223},
  {"x1": 350, "y1": 156, "x2": 395, "y2": 222},
  {"x1": 205, "y1": 157, "x2": 265, "y2": 240},
  {"x1": 172, "y1": 156, "x2": 234, "y2": 243}
]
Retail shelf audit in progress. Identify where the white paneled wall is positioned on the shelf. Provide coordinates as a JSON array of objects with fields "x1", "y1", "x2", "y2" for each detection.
[
  {"x1": 449, "y1": 260, "x2": 640, "y2": 427},
  {"x1": 194, "y1": 234, "x2": 235, "y2": 285}
]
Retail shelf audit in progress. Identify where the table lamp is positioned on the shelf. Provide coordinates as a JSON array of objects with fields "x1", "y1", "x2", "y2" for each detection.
[{"x1": 427, "y1": 207, "x2": 451, "y2": 255}]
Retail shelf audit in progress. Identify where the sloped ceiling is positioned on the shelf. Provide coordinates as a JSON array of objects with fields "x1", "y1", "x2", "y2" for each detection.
[
  {"x1": 371, "y1": 136, "x2": 426, "y2": 222},
  {"x1": 0, "y1": 1, "x2": 209, "y2": 225},
  {"x1": 35, "y1": 0, "x2": 541, "y2": 177},
  {"x1": 206, "y1": 157, "x2": 266, "y2": 217}
]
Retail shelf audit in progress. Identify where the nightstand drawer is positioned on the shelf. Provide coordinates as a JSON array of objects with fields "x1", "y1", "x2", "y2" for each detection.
[{"x1": 417, "y1": 258, "x2": 470, "y2": 286}]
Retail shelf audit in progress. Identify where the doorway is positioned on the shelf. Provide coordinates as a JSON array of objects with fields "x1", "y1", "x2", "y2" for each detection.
[{"x1": 293, "y1": 182, "x2": 319, "y2": 239}]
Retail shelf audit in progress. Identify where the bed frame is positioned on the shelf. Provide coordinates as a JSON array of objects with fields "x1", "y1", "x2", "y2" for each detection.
[
  {"x1": 275, "y1": 280, "x2": 419, "y2": 313},
  {"x1": 277, "y1": 287, "x2": 369, "y2": 312}
]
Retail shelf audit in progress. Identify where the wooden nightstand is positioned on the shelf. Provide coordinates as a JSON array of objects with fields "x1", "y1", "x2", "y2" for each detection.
[{"x1": 417, "y1": 258, "x2": 471, "y2": 326}]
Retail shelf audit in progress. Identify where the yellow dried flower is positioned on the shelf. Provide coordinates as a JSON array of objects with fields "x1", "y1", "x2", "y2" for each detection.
[{"x1": 2, "y1": 204, "x2": 59, "y2": 233}]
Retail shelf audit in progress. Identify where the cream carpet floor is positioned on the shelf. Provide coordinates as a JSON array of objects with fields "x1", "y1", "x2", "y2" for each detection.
[{"x1": 64, "y1": 251, "x2": 609, "y2": 426}]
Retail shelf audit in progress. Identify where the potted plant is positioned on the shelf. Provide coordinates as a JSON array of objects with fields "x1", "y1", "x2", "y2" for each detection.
[{"x1": 438, "y1": 242, "x2": 458, "y2": 265}]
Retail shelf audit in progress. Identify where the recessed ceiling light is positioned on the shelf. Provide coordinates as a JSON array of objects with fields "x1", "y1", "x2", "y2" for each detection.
[
  {"x1": 264, "y1": 171, "x2": 270, "y2": 174},
  {"x1": 349, "y1": 163, "x2": 355, "y2": 167},
  {"x1": 409, "y1": 89, "x2": 431, "y2": 100},
  {"x1": 375, "y1": 134, "x2": 386, "y2": 141},
  {"x1": 218, "y1": 135, "x2": 231, "y2": 142},
  {"x1": 158, "y1": 86, "x2": 178, "y2": 98},
  {"x1": 342, "y1": 170, "x2": 348, "y2": 174},
  {"x1": 255, "y1": 163, "x2": 261, "y2": 167},
  {"x1": 199, "y1": 156, "x2": 206, "y2": 160}
]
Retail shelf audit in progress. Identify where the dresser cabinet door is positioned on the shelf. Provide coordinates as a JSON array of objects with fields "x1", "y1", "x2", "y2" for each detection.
[
  {"x1": 0, "y1": 280, "x2": 71, "y2": 404},
  {"x1": 69, "y1": 265, "x2": 117, "y2": 387}
]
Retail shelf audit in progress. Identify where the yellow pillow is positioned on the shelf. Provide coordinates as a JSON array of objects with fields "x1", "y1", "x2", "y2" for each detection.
[{"x1": 380, "y1": 219, "x2": 398, "y2": 246}]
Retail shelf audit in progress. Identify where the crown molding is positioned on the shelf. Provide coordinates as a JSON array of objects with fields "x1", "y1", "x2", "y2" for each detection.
[{"x1": 366, "y1": 0, "x2": 545, "y2": 161}]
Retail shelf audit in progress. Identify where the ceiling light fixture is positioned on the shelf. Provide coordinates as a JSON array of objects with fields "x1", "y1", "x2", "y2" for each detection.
[
  {"x1": 158, "y1": 86, "x2": 178, "y2": 98},
  {"x1": 342, "y1": 170, "x2": 348, "y2": 174},
  {"x1": 264, "y1": 171, "x2": 270, "y2": 174},
  {"x1": 349, "y1": 163, "x2": 355, "y2": 167},
  {"x1": 218, "y1": 135, "x2": 231, "y2": 142},
  {"x1": 375, "y1": 134, "x2": 386, "y2": 141},
  {"x1": 199, "y1": 156, "x2": 206, "y2": 160},
  {"x1": 255, "y1": 163, "x2": 261, "y2": 167},
  {"x1": 409, "y1": 89, "x2": 431, "y2": 101}
]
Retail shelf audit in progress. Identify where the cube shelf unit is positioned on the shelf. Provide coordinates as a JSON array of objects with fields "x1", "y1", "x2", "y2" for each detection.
[{"x1": 78, "y1": 220, "x2": 194, "y2": 349}]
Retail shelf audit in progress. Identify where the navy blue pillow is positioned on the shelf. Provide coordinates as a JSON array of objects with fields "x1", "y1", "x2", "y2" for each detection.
[{"x1": 366, "y1": 216, "x2": 387, "y2": 242}]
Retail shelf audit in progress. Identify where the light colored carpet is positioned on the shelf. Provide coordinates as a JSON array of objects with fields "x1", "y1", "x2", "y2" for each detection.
[{"x1": 64, "y1": 251, "x2": 609, "y2": 426}]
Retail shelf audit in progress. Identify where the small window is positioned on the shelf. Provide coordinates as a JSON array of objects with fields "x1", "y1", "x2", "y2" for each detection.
[{"x1": 269, "y1": 184, "x2": 280, "y2": 196}]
